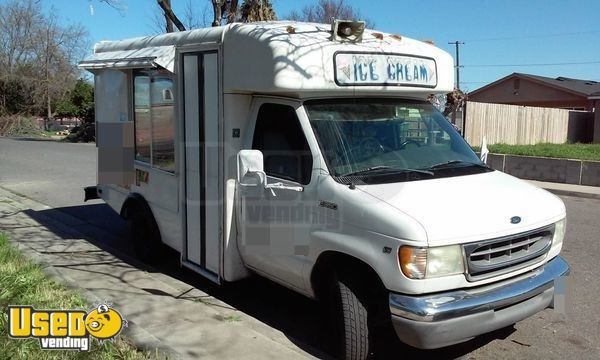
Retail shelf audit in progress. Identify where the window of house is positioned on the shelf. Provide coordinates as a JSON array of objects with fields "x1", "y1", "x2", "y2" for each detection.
[
  {"x1": 133, "y1": 69, "x2": 175, "y2": 172},
  {"x1": 252, "y1": 103, "x2": 313, "y2": 185}
]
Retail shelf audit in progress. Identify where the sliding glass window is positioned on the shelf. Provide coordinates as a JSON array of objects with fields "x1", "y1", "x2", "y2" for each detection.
[{"x1": 133, "y1": 69, "x2": 175, "y2": 173}]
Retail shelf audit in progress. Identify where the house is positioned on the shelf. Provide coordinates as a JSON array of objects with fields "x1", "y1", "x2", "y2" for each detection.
[{"x1": 468, "y1": 73, "x2": 600, "y2": 143}]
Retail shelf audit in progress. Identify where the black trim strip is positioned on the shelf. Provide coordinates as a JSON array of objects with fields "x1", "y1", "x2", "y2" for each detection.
[
  {"x1": 198, "y1": 54, "x2": 206, "y2": 268},
  {"x1": 181, "y1": 54, "x2": 189, "y2": 264}
]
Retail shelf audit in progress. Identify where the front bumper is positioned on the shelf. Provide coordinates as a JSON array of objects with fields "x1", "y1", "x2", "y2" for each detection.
[{"x1": 389, "y1": 256, "x2": 570, "y2": 349}]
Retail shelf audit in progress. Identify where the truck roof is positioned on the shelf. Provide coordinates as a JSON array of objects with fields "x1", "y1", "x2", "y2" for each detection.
[{"x1": 81, "y1": 21, "x2": 454, "y2": 98}]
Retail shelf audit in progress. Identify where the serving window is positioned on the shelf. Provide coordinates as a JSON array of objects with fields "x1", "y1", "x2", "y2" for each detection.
[{"x1": 133, "y1": 69, "x2": 175, "y2": 173}]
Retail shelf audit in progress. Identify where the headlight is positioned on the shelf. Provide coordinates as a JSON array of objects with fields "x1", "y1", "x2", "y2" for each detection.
[
  {"x1": 553, "y1": 218, "x2": 566, "y2": 246},
  {"x1": 399, "y1": 245, "x2": 464, "y2": 279}
]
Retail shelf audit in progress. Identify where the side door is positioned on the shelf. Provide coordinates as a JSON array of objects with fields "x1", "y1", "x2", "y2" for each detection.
[
  {"x1": 181, "y1": 51, "x2": 221, "y2": 280},
  {"x1": 238, "y1": 99, "x2": 317, "y2": 291}
]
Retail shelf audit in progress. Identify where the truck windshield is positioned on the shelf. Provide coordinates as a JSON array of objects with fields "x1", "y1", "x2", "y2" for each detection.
[{"x1": 305, "y1": 99, "x2": 489, "y2": 184}]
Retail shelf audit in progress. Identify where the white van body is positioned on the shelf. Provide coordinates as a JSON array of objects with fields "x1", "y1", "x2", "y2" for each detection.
[{"x1": 81, "y1": 21, "x2": 569, "y2": 355}]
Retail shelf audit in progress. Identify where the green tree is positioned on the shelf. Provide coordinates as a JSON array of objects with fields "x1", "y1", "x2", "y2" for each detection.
[
  {"x1": 71, "y1": 79, "x2": 94, "y2": 122},
  {"x1": 55, "y1": 79, "x2": 94, "y2": 122},
  {"x1": 211, "y1": 0, "x2": 276, "y2": 27},
  {"x1": 239, "y1": 0, "x2": 276, "y2": 22}
]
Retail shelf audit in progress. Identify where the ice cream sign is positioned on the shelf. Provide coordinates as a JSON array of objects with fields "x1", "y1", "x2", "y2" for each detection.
[{"x1": 334, "y1": 52, "x2": 437, "y2": 87}]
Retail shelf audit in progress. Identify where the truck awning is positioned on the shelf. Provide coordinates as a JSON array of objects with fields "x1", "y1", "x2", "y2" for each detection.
[{"x1": 79, "y1": 45, "x2": 175, "y2": 73}]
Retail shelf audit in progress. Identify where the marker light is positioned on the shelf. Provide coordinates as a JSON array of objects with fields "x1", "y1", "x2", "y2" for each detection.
[{"x1": 399, "y1": 247, "x2": 427, "y2": 279}]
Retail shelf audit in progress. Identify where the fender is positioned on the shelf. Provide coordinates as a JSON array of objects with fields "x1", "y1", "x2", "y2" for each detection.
[{"x1": 120, "y1": 193, "x2": 155, "y2": 224}]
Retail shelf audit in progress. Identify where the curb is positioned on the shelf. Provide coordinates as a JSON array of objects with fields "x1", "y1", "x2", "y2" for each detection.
[{"x1": 541, "y1": 188, "x2": 600, "y2": 201}]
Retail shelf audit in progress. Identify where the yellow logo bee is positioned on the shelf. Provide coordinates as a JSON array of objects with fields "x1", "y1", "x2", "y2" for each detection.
[
  {"x1": 8, "y1": 302, "x2": 127, "y2": 351},
  {"x1": 84, "y1": 304, "x2": 126, "y2": 340}
]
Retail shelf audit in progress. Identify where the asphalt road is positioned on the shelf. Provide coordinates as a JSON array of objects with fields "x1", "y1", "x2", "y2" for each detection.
[{"x1": 0, "y1": 136, "x2": 599, "y2": 359}]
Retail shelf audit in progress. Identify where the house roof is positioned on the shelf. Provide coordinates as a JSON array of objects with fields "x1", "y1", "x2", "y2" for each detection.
[{"x1": 469, "y1": 72, "x2": 600, "y2": 98}]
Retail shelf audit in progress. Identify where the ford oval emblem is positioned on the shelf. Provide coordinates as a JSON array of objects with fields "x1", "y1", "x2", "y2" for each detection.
[{"x1": 510, "y1": 216, "x2": 521, "y2": 224}]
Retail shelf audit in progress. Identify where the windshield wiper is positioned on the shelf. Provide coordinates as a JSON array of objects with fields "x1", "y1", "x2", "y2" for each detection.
[
  {"x1": 339, "y1": 166, "x2": 433, "y2": 177},
  {"x1": 426, "y1": 160, "x2": 490, "y2": 170}
]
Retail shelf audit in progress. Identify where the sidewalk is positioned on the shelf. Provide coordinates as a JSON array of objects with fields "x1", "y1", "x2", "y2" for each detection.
[
  {"x1": 0, "y1": 186, "x2": 317, "y2": 360},
  {"x1": 528, "y1": 180, "x2": 600, "y2": 200}
]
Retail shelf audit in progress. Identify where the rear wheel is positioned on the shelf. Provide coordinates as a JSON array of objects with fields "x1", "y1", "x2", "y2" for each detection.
[{"x1": 126, "y1": 206, "x2": 163, "y2": 264}]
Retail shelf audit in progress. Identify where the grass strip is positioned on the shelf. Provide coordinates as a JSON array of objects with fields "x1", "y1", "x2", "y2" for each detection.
[
  {"x1": 0, "y1": 233, "x2": 155, "y2": 360},
  {"x1": 473, "y1": 143, "x2": 600, "y2": 162}
]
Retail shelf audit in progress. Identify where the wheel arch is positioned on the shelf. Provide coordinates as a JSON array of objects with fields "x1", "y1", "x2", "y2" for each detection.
[
  {"x1": 310, "y1": 250, "x2": 387, "y2": 301},
  {"x1": 120, "y1": 193, "x2": 162, "y2": 242},
  {"x1": 121, "y1": 193, "x2": 149, "y2": 218}
]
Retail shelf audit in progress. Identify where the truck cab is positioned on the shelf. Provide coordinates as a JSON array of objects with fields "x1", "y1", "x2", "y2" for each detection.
[{"x1": 81, "y1": 20, "x2": 569, "y2": 359}]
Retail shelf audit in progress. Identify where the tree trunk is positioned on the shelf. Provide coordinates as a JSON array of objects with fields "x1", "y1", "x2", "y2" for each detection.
[
  {"x1": 164, "y1": 0, "x2": 174, "y2": 32},
  {"x1": 157, "y1": 0, "x2": 186, "y2": 31},
  {"x1": 212, "y1": 0, "x2": 222, "y2": 26}
]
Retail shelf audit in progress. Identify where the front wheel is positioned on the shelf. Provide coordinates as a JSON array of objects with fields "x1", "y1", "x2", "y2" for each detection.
[{"x1": 329, "y1": 273, "x2": 370, "y2": 360}]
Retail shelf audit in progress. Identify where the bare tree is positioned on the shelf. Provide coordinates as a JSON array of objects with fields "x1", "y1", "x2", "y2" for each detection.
[
  {"x1": 155, "y1": 0, "x2": 186, "y2": 31},
  {"x1": 163, "y1": 0, "x2": 174, "y2": 32},
  {"x1": 33, "y1": 10, "x2": 87, "y2": 121},
  {"x1": 96, "y1": 0, "x2": 128, "y2": 15},
  {"x1": 183, "y1": 0, "x2": 210, "y2": 30},
  {"x1": 0, "y1": 0, "x2": 88, "y2": 121},
  {"x1": 287, "y1": 0, "x2": 373, "y2": 27},
  {"x1": 151, "y1": 0, "x2": 210, "y2": 34}
]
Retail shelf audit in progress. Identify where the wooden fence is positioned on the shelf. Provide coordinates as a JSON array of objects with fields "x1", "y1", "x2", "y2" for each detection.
[{"x1": 464, "y1": 101, "x2": 571, "y2": 146}]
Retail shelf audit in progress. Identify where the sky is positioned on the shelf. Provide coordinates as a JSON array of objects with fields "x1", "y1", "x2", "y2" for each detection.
[{"x1": 36, "y1": 0, "x2": 600, "y2": 92}]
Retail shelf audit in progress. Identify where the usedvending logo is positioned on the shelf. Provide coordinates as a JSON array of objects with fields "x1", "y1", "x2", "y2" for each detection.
[{"x1": 7, "y1": 302, "x2": 127, "y2": 351}]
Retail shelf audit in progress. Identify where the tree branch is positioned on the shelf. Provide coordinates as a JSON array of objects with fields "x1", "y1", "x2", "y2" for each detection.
[{"x1": 157, "y1": 0, "x2": 186, "y2": 31}]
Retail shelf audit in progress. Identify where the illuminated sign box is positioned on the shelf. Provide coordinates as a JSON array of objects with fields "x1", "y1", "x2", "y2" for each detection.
[{"x1": 334, "y1": 52, "x2": 438, "y2": 87}]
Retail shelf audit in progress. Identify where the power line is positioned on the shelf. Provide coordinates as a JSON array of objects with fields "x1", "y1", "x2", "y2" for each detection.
[
  {"x1": 464, "y1": 61, "x2": 600, "y2": 68},
  {"x1": 466, "y1": 30, "x2": 600, "y2": 42}
]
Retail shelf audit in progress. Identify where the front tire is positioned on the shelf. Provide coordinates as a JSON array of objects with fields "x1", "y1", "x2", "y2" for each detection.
[{"x1": 330, "y1": 273, "x2": 370, "y2": 360}]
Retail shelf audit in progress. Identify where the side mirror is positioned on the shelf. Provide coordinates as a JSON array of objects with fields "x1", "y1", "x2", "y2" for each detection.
[
  {"x1": 237, "y1": 149, "x2": 305, "y2": 195},
  {"x1": 237, "y1": 149, "x2": 266, "y2": 186}
]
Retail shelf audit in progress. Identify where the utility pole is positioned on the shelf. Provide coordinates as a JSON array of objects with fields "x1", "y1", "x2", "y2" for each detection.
[
  {"x1": 448, "y1": 41, "x2": 465, "y2": 89},
  {"x1": 447, "y1": 41, "x2": 465, "y2": 130}
]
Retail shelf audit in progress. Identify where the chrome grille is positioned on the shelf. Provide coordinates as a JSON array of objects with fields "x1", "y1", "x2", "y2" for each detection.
[{"x1": 463, "y1": 225, "x2": 554, "y2": 281}]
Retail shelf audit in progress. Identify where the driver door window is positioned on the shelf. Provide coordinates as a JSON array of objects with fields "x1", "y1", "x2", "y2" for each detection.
[{"x1": 252, "y1": 103, "x2": 312, "y2": 185}]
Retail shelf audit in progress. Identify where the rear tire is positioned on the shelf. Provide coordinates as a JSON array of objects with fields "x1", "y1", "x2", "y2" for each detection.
[{"x1": 127, "y1": 206, "x2": 163, "y2": 264}]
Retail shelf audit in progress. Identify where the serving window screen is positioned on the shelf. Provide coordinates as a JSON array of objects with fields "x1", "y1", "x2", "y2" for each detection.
[{"x1": 133, "y1": 69, "x2": 175, "y2": 172}]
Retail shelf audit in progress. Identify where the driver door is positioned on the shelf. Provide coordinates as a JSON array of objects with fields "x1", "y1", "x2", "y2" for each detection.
[{"x1": 237, "y1": 99, "x2": 316, "y2": 292}]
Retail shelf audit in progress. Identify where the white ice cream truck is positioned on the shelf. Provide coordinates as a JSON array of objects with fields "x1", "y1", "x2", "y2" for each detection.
[{"x1": 80, "y1": 20, "x2": 569, "y2": 359}]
